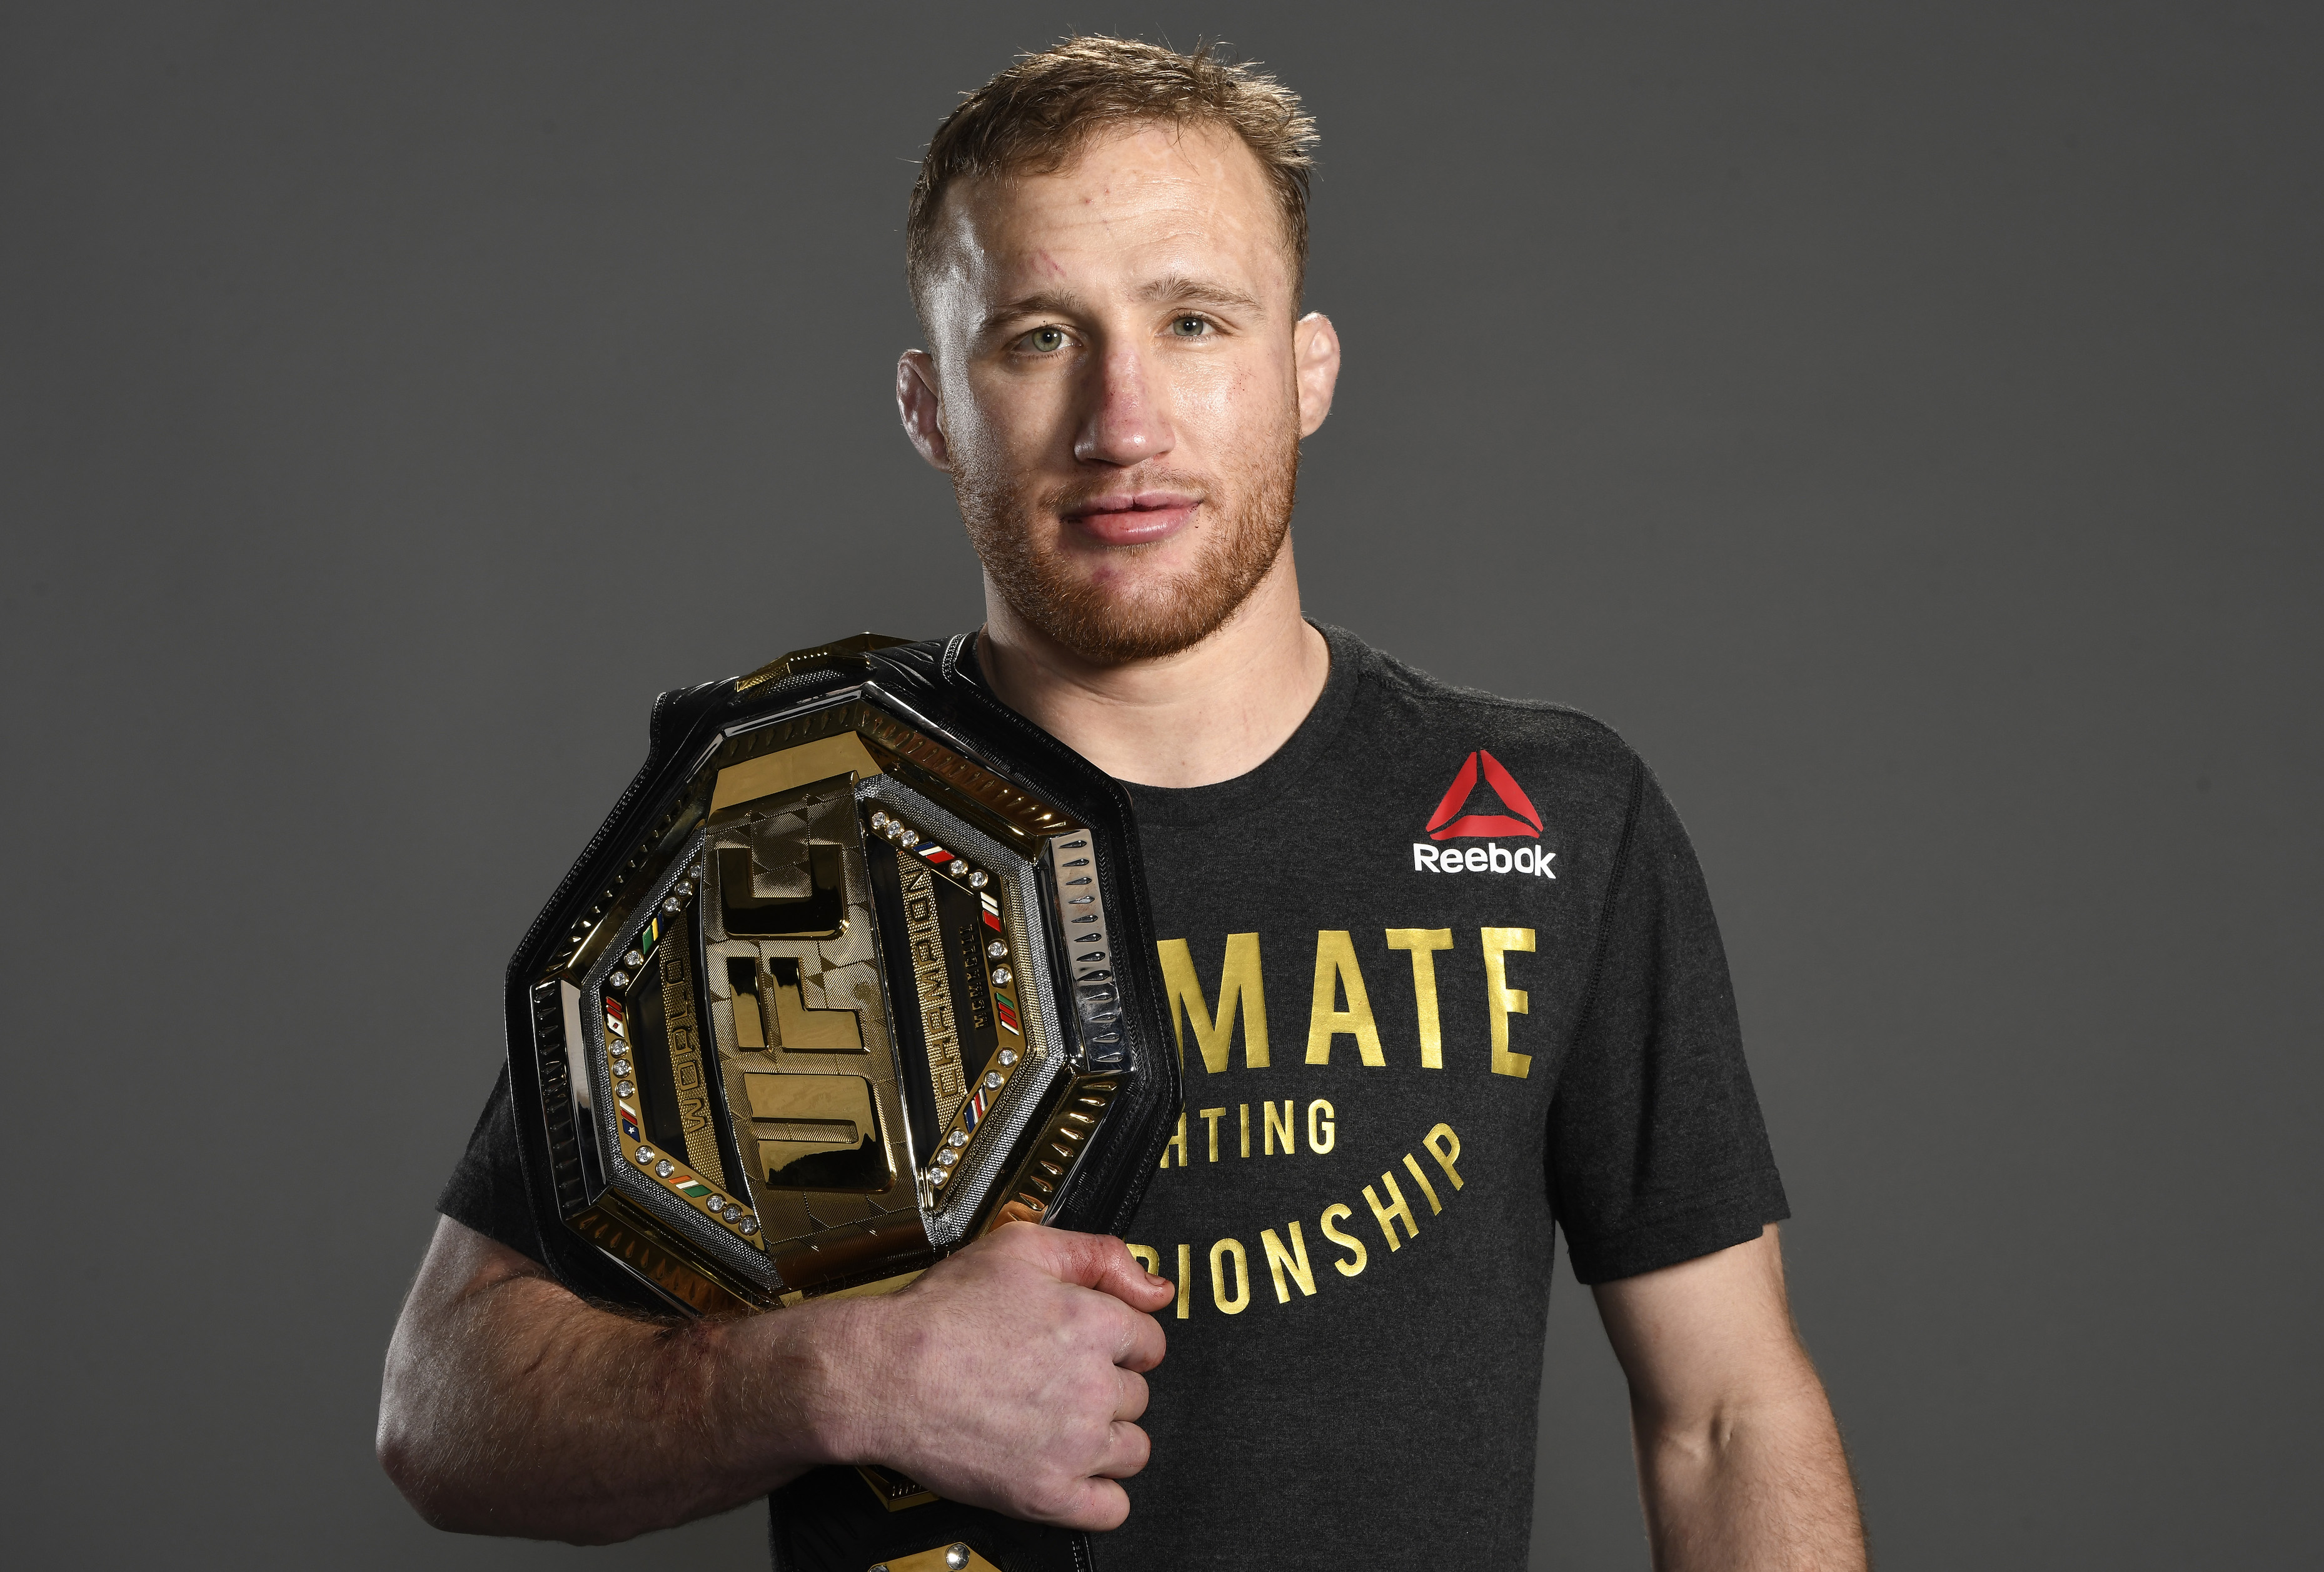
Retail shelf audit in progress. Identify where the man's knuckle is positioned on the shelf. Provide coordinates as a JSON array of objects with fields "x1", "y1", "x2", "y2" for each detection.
[
  {"x1": 1023, "y1": 1476, "x2": 1080, "y2": 1520},
  {"x1": 1062, "y1": 1296, "x2": 1109, "y2": 1341},
  {"x1": 1116, "y1": 1421, "x2": 1152, "y2": 1469}
]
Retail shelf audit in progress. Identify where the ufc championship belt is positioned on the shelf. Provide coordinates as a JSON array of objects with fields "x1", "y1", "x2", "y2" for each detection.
[{"x1": 502, "y1": 634, "x2": 1180, "y2": 1572}]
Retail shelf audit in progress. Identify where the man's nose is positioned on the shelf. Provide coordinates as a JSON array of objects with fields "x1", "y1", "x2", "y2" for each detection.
[{"x1": 1073, "y1": 344, "x2": 1175, "y2": 466}]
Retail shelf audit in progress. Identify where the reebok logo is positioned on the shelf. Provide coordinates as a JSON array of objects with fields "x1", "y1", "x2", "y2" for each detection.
[{"x1": 1412, "y1": 750, "x2": 1556, "y2": 878}]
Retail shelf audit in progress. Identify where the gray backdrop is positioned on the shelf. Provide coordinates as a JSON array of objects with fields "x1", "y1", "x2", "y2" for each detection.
[{"x1": 5, "y1": 3, "x2": 2317, "y2": 1567}]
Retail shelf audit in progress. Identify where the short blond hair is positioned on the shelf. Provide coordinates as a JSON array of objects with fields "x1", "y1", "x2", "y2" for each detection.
[{"x1": 906, "y1": 36, "x2": 1319, "y2": 319}]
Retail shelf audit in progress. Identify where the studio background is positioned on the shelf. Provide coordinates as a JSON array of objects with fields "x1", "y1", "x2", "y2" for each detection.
[{"x1": 5, "y1": 3, "x2": 2316, "y2": 1567}]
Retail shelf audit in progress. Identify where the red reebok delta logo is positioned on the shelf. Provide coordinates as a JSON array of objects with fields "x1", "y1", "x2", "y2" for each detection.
[
  {"x1": 1412, "y1": 750, "x2": 1556, "y2": 878},
  {"x1": 1425, "y1": 749, "x2": 1543, "y2": 839}
]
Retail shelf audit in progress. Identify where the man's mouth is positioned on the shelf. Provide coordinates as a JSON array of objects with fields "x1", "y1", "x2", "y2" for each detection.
[{"x1": 1059, "y1": 491, "x2": 1200, "y2": 546}]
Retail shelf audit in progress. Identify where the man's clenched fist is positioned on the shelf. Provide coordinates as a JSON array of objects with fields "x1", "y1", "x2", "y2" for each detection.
[{"x1": 818, "y1": 1223, "x2": 1174, "y2": 1529}]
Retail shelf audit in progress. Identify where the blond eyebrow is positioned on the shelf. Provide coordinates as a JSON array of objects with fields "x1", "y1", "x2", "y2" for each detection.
[
  {"x1": 978, "y1": 274, "x2": 1266, "y2": 338},
  {"x1": 1135, "y1": 274, "x2": 1264, "y2": 314},
  {"x1": 980, "y1": 289, "x2": 1085, "y2": 336}
]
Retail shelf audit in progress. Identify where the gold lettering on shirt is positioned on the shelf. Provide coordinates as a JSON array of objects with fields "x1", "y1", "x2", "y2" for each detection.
[
  {"x1": 1319, "y1": 1203, "x2": 1368, "y2": 1277},
  {"x1": 1198, "y1": 1106, "x2": 1227, "y2": 1161},
  {"x1": 1238, "y1": 1102, "x2": 1251, "y2": 1158},
  {"x1": 1402, "y1": 1152, "x2": 1444, "y2": 1215},
  {"x1": 1480, "y1": 926, "x2": 1537, "y2": 1078},
  {"x1": 1157, "y1": 933, "x2": 1270, "y2": 1071},
  {"x1": 1384, "y1": 928, "x2": 1454, "y2": 1068},
  {"x1": 1422, "y1": 1123, "x2": 1464, "y2": 1189},
  {"x1": 1364, "y1": 1171, "x2": 1421, "y2": 1251},
  {"x1": 1263, "y1": 1099, "x2": 1295, "y2": 1154},
  {"x1": 1260, "y1": 1222, "x2": 1317, "y2": 1302},
  {"x1": 1209, "y1": 1238, "x2": 1250, "y2": 1314},
  {"x1": 1157, "y1": 1110, "x2": 1187, "y2": 1169},
  {"x1": 1147, "y1": 1121, "x2": 1476, "y2": 1326},
  {"x1": 1304, "y1": 930, "x2": 1386, "y2": 1066},
  {"x1": 1307, "y1": 1098, "x2": 1336, "y2": 1154}
]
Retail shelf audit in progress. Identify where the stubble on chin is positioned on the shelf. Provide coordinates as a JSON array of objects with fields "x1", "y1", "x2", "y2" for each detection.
[{"x1": 953, "y1": 440, "x2": 1300, "y2": 666}]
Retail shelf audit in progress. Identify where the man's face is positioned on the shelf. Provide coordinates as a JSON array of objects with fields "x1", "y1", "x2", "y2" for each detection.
[{"x1": 900, "y1": 123, "x2": 1337, "y2": 664}]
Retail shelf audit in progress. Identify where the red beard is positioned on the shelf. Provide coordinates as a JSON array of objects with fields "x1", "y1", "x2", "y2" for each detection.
[{"x1": 952, "y1": 439, "x2": 1300, "y2": 664}]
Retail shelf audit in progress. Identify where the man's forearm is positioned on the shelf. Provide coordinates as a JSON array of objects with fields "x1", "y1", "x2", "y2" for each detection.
[
  {"x1": 380, "y1": 1214, "x2": 1172, "y2": 1541},
  {"x1": 1593, "y1": 1230, "x2": 1867, "y2": 1572},
  {"x1": 378, "y1": 1219, "x2": 863, "y2": 1543},
  {"x1": 1632, "y1": 1383, "x2": 1866, "y2": 1572}
]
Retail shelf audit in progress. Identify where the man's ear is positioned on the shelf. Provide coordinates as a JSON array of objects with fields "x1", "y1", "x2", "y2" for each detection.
[
  {"x1": 1294, "y1": 313, "x2": 1341, "y2": 439},
  {"x1": 896, "y1": 349, "x2": 951, "y2": 471}
]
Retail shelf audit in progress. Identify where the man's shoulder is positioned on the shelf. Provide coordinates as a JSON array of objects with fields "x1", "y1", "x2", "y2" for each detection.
[
  {"x1": 1310, "y1": 628, "x2": 1651, "y2": 851},
  {"x1": 1336, "y1": 627, "x2": 1644, "y2": 778}
]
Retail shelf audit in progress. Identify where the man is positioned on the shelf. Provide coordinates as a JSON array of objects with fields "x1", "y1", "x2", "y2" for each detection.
[{"x1": 380, "y1": 37, "x2": 1866, "y2": 1569}]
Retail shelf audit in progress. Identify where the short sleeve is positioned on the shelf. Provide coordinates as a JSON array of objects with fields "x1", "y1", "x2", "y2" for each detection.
[
  {"x1": 436, "y1": 1066, "x2": 548, "y2": 1263},
  {"x1": 1548, "y1": 764, "x2": 1789, "y2": 1284}
]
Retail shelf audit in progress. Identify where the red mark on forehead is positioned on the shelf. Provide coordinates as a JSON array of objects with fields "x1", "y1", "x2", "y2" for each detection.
[{"x1": 1035, "y1": 249, "x2": 1064, "y2": 276}]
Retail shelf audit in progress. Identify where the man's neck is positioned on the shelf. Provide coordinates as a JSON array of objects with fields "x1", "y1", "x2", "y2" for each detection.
[{"x1": 975, "y1": 546, "x2": 1331, "y2": 788}]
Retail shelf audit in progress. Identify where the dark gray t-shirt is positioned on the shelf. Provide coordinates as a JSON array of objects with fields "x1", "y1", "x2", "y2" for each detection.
[{"x1": 440, "y1": 625, "x2": 1787, "y2": 1568}]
